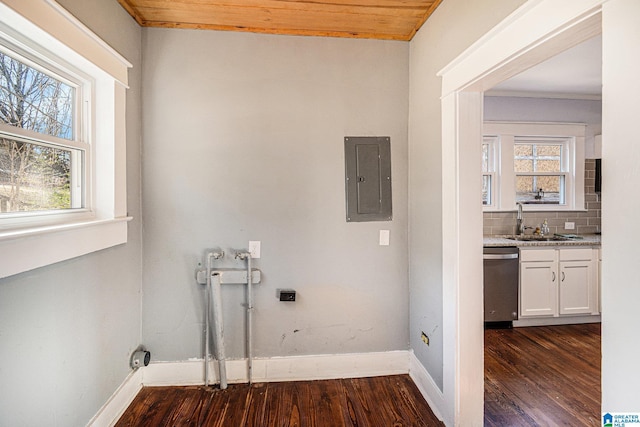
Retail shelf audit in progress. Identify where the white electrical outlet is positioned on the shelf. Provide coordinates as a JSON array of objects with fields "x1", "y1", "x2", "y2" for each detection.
[
  {"x1": 249, "y1": 241, "x2": 261, "y2": 258},
  {"x1": 565, "y1": 222, "x2": 575, "y2": 230},
  {"x1": 379, "y1": 230, "x2": 390, "y2": 246}
]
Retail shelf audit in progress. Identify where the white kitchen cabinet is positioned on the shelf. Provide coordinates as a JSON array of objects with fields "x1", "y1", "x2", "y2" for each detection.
[
  {"x1": 519, "y1": 247, "x2": 598, "y2": 319},
  {"x1": 559, "y1": 260, "x2": 594, "y2": 315},
  {"x1": 520, "y1": 249, "x2": 558, "y2": 317}
]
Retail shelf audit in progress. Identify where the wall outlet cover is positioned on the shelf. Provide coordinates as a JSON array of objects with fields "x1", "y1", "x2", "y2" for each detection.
[
  {"x1": 379, "y1": 230, "x2": 390, "y2": 246},
  {"x1": 565, "y1": 222, "x2": 575, "y2": 230},
  {"x1": 249, "y1": 241, "x2": 261, "y2": 258}
]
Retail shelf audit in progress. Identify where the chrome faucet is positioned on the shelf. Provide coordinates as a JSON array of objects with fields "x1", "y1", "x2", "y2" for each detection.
[{"x1": 516, "y1": 202, "x2": 525, "y2": 235}]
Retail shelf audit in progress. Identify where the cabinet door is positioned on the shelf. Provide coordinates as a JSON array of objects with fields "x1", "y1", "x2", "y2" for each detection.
[
  {"x1": 559, "y1": 260, "x2": 594, "y2": 315},
  {"x1": 520, "y1": 261, "x2": 558, "y2": 317}
]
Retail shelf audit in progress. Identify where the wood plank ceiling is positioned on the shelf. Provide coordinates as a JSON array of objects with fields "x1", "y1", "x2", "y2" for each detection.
[{"x1": 117, "y1": 0, "x2": 443, "y2": 41}]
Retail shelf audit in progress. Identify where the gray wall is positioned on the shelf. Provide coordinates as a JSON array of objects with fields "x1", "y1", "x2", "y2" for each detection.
[
  {"x1": 0, "y1": 1, "x2": 142, "y2": 425},
  {"x1": 141, "y1": 29, "x2": 410, "y2": 361},
  {"x1": 484, "y1": 96, "x2": 602, "y2": 157},
  {"x1": 408, "y1": 0, "x2": 527, "y2": 390}
]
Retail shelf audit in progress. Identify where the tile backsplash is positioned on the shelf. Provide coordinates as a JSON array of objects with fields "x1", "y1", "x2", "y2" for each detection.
[{"x1": 483, "y1": 159, "x2": 601, "y2": 236}]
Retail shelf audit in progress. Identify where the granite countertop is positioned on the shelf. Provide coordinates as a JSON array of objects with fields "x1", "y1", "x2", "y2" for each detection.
[{"x1": 484, "y1": 234, "x2": 601, "y2": 247}]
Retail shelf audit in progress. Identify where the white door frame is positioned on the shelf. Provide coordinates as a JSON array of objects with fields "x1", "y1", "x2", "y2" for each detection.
[{"x1": 437, "y1": 1, "x2": 603, "y2": 424}]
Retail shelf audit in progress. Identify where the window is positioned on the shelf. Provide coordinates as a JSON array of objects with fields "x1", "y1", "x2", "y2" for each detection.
[
  {"x1": 0, "y1": 1, "x2": 131, "y2": 278},
  {"x1": 0, "y1": 49, "x2": 85, "y2": 216},
  {"x1": 482, "y1": 136, "x2": 497, "y2": 207},
  {"x1": 514, "y1": 138, "x2": 569, "y2": 205},
  {"x1": 483, "y1": 122, "x2": 585, "y2": 212}
]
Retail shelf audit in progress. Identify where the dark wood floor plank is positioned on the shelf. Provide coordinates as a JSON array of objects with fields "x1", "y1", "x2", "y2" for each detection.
[
  {"x1": 221, "y1": 383, "x2": 253, "y2": 426},
  {"x1": 243, "y1": 382, "x2": 269, "y2": 426},
  {"x1": 116, "y1": 375, "x2": 444, "y2": 426},
  {"x1": 484, "y1": 323, "x2": 601, "y2": 427},
  {"x1": 354, "y1": 376, "x2": 407, "y2": 426},
  {"x1": 340, "y1": 377, "x2": 375, "y2": 426},
  {"x1": 363, "y1": 377, "x2": 403, "y2": 425},
  {"x1": 163, "y1": 386, "x2": 208, "y2": 427},
  {"x1": 200, "y1": 385, "x2": 233, "y2": 427},
  {"x1": 290, "y1": 381, "x2": 315, "y2": 427},
  {"x1": 261, "y1": 381, "x2": 294, "y2": 427},
  {"x1": 116, "y1": 386, "x2": 182, "y2": 427},
  {"x1": 309, "y1": 379, "x2": 348, "y2": 427},
  {"x1": 391, "y1": 375, "x2": 443, "y2": 426}
]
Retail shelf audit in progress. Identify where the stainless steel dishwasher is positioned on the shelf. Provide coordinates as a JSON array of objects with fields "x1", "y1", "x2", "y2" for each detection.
[{"x1": 483, "y1": 247, "x2": 519, "y2": 326}]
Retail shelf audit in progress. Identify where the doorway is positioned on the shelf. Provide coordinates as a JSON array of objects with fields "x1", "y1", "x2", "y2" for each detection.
[
  {"x1": 481, "y1": 33, "x2": 603, "y2": 423},
  {"x1": 437, "y1": 2, "x2": 604, "y2": 424}
]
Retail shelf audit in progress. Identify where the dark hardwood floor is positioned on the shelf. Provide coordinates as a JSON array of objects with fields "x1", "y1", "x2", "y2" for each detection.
[
  {"x1": 117, "y1": 324, "x2": 600, "y2": 426},
  {"x1": 115, "y1": 374, "x2": 444, "y2": 426},
  {"x1": 484, "y1": 323, "x2": 601, "y2": 426}
]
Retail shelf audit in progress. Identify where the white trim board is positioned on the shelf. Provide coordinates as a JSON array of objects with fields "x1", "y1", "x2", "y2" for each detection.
[
  {"x1": 143, "y1": 351, "x2": 410, "y2": 386},
  {"x1": 435, "y1": 0, "x2": 605, "y2": 424},
  {"x1": 0, "y1": 0, "x2": 131, "y2": 83},
  {"x1": 87, "y1": 368, "x2": 143, "y2": 427},
  {"x1": 89, "y1": 350, "x2": 448, "y2": 426},
  {"x1": 513, "y1": 315, "x2": 601, "y2": 328},
  {"x1": 408, "y1": 350, "x2": 447, "y2": 425}
]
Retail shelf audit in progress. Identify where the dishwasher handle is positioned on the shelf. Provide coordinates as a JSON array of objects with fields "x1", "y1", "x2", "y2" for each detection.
[{"x1": 483, "y1": 253, "x2": 518, "y2": 260}]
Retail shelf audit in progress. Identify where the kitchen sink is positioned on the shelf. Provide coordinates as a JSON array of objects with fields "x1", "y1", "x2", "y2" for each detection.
[{"x1": 506, "y1": 235, "x2": 570, "y2": 242}]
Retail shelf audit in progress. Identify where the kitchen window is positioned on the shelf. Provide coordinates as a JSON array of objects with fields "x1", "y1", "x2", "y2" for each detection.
[
  {"x1": 483, "y1": 122, "x2": 585, "y2": 212},
  {"x1": 514, "y1": 138, "x2": 569, "y2": 205},
  {"x1": 0, "y1": 1, "x2": 131, "y2": 278}
]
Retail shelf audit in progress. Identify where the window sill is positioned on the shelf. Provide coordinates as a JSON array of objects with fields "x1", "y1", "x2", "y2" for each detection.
[{"x1": 0, "y1": 217, "x2": 131, "y2": 279}]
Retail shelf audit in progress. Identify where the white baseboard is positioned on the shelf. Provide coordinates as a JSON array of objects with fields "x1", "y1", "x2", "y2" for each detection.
[
  {"x1": 408, "y1": 350, "x2": 447, "y2": 425},
  {"x1": 86, "y1": 367, "x2": 143, "y2": 427},
  {"x1": 513, "y1": 315, "x2": 601, "y2": 327},
  {"x1": 89, "y1": 350, "x2": 438, "y2": 426},
  {"x1": 143, "y1": 350, "x2": 410, "y2": 386}
]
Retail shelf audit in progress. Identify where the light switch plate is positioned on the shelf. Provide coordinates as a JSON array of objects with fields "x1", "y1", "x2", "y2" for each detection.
[
  {"x1": 249, "y1": 241, "x2": 261, "y2": 258},
  {"x1": 379, "y1": 230, "x2": 390, "y2": 246}
]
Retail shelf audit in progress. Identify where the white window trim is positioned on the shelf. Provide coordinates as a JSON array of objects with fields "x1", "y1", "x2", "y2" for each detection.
[
  {"x1": 0, "y1": 40, "x2": 91, "y2": 226},
  {"x1": 482, "y1": 136, "x2": 499, "y2": 209},
  {"x1": 0, "y1": 0, "x2": 131, "y2": 279},
  {"x1": 483, "y1": 121, "x2": 586, "y2": 213}
]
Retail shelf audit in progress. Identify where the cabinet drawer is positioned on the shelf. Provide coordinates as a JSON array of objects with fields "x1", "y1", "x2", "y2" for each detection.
[
  {"x1": 519, "y1": 248, "x2": 557, "y2": 262},
  {"x1": 559, "y1": 248, "x2": 593, "y2": 261}
]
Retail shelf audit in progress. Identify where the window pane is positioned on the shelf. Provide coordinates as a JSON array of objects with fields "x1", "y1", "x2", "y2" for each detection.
[
  {"x1": 0, "y1": 51, "x2": 74, "y2": 140},
  {"x1": 482, "y1": 175, "x2": 491, "y2": 205},
  {"x1": 515, "y1": 175, "x2": 564, "y2": 204},
  {"x1": 536, "y1": 159, "x2": 560, "y2": 172},
  {"x1": 0, "y1": 136, "x2": 77, "y2": 212},
  {"x1": 536, "y1": 145, "x2": 561, "y2": 156},
  {"x1": 514, "y1": 143, "x2": 563, "y2": 173},
  {"x1": 514, "y1": 144, "x2": 532, "y2": 156},
  {"x1": 482, "y1": 143, "x2": 489, "y2": 173},
  {"x1": 515, "y1": 159, "x2": 533, "y2": 172},
  {"x1": 516, "y1": 175, "x2": 534, "y2": 193}
]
